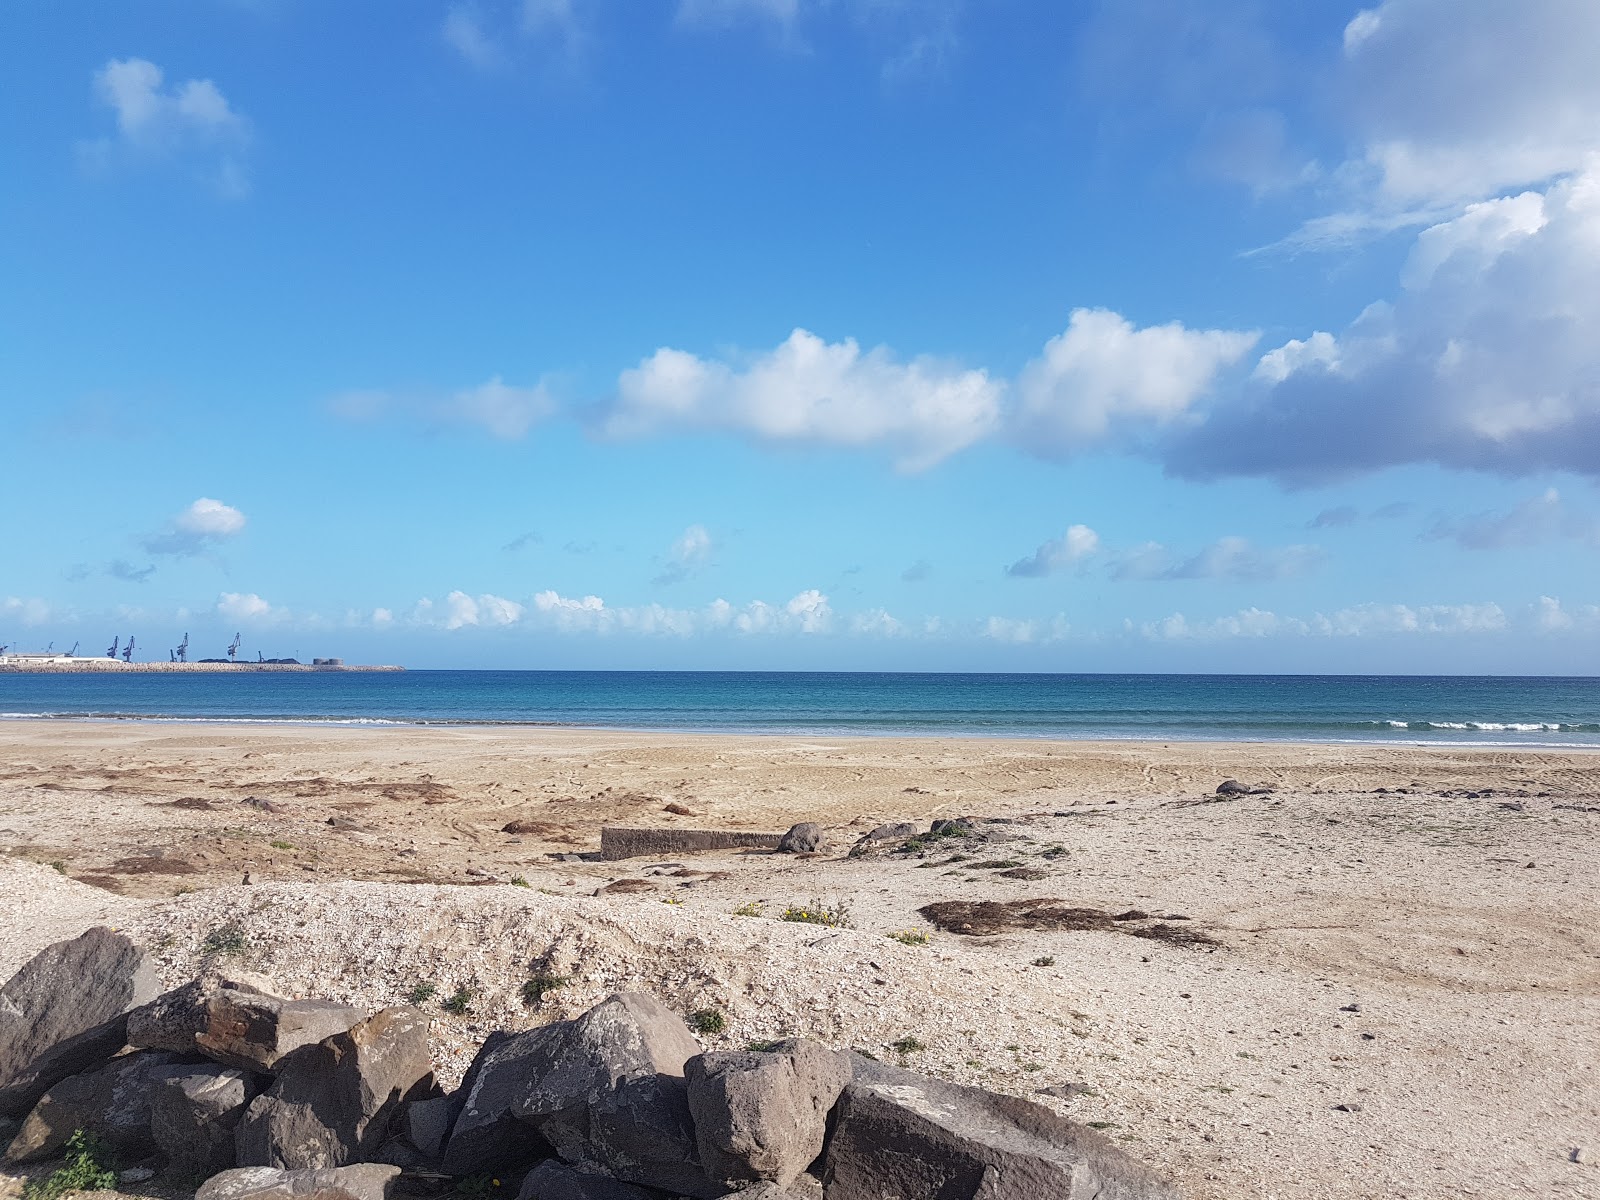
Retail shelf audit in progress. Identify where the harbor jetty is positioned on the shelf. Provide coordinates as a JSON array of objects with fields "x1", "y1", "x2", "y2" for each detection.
[{"x1": 0, "y1": 656, "x2": 402, "y2": 674}]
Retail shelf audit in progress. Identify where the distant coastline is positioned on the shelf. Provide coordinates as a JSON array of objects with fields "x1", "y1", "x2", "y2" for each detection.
[{"x1": 0, "y1": 659, "x2": 403, "y2": 674}]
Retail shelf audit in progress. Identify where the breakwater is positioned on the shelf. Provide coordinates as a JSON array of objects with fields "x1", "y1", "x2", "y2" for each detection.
[{"x1": 0, "y1": 660, "x2": 402, "y2": 674}]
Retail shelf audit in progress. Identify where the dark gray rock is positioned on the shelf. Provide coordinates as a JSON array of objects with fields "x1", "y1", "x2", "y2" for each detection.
[
  {"x1": 929, "y1": 817, "x2": 976, "y2": 838},
  {"x1": 509, "y1": 993, "x2": 710, "y2": 1196},
  {"x1": 150, "y1": 1062, "x2": 256, "y2": 1177},
  {"x1": 5, "y1": 1049, "x2": 186, "y2": 1163},
  {"x1": 1215, "y1": 779, "x2": 1247, "y2": 795},
  {"x1": 439, "y1": 1031, "x2": 555, "y2": 1177},
  {"x1": 774, "y1": 823, "x2": 824, "y2": 854},
  {"x1": 196, "y1": 1164, "x2": 400, "y2": 1200},
  {"x1": 197, "y1": 990, "x2": 366, "y2": 1074},
  {"x1": 128, "y1": 972, "x2": 277, "y2": 1054},
  {"x1": 822, "y1": 1055, "x2": 1178, "y2": 1199},
  {"x1": 733, "y1": 1179, "x2": 822, "y2": 1200},
  {"x1": 402, "y1": 1092, "x2": 461, "y2": 1161},
  {"x1": 235, "y1": 1006, "x2": 434, "y2": 1170},
  {"x1": 0, "y1": 927, "x2": 161, "y2": 1117},
  {"x1": 514, "y1": 1160, "x2": 655, "y2": 1200},
  {"x1": 685, "y1": 1038, "x2": 850, "y2": 1187},
  {"x1": 864, "y1": 822, "x2": 917, "y2": 842}
]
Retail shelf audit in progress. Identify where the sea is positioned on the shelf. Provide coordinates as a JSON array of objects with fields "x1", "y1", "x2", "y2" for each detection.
[{"x1": 2, "y1": 671, "x2": 1599, "y2": 747}]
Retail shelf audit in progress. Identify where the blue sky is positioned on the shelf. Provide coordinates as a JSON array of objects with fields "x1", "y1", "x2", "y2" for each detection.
[{"x1": 3, "y1": 0, "x2": 1599, "y2": 672}]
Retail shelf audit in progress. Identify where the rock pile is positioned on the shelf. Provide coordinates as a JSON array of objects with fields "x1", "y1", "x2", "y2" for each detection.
[{"x1": 2, "y1": 928, "x2": 1179, "y2": 1200}]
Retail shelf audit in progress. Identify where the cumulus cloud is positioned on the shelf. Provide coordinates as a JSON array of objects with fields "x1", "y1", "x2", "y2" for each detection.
[
  {"x1": 449, "y1": 377, "x2": 556, "y2": 439},
  {"x1": 1141, "y1": 600, "x2": 1508, "y2": 640},
  {"x1": 144, "y1": 498, "x2": 247, "y2": 557},
  {"x1": 1006, "y1": 525, "x2": 1100, "y2": 578},
  {"x1": 1425, "y1": 489, "x2": 1600, "y2": 550},
  {"x1": 217, "y1": 592, "x2": 285, "y2": 624},
  {"x1": 1534, "y1": 595, "x2": 1600, "y2": 633},
  {"x1": 1171, "y1": 163, "x2": 1600, "y2": 481},
  {"x1": 82, "y1": 58, "x2": 249, "y2": 196},
  {"x1": 982, "y1": 614, "x2": 1070, "y2": 645},
  {"x1": 1012, "y1": 309, "x2": 1257, "y2": 458},
  {"x1": 654, "y1": 524, "x2": 714, "y2": 586},
  {"x1": 1, "y1": 597, "x2": 52, "y2": 627},
  {"x1": 606, "y1": 328, "x2": 1003, "y2": 472},
  {"x1": 1111, "y1": 536, "x2": 1323, "y2": 582}
]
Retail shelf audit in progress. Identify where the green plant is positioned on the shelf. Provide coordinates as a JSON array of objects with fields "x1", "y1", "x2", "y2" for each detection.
[
  {"x1": 731, "y1": 901, "x2": 764, "y2": 917},
  {"x1": 508, "y1": 875, "x2": 531, "y2": 887},
  {"x1": 442, "y1": 985, "x2": 474, "y2": 1015},
  {"x1": 887, "y1": 929, "x2": 930, "y2": 946},
  {"x1": 48, "y1": 860, "x2": 67, "y2": 874},
  {"x1": 407, "y1": 981, "x2": 439, "y2": 1005},
  {"x1": 521, "y1": 973, "x2": 571, "y2": 1005},
  {"x1": 24, "y1": 1130, "x2": 117, "y2": 1200},
  {"x1": 779, "y1": 897, "x2": 853, "y2": 929},
  {"x1": 1087, "y1": 1121, "x2": 1115, "y2": 1130},
  {"x1": 661, "y1": 896, "x2": 684, "y2": 906},
  {"x1": 1032, "y1": 956, "x2": 1055, "y2": 967},
  {"x1": 746, "y1": 1038, "x2": 784, "y2": 1052},
  {"x1": 453, "y1": 1173, "x2": 503, "y2": 1198},
  {"x1": 889, "y1": 1036, "x2": 925, "y2": 1056},
  {"x1": 201, "y1": 922, "x2": 249, "y2": 957},
  {"x1": 689, "y1": 1008, "x2": 726, "y2": 1035},
  {"x1": 269, "y1": 840, "x2": 295, "y2": 851}
]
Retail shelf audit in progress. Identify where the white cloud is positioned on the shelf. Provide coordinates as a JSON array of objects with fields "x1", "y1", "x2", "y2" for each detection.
[
  {"x1": 850, "y1": 608, "x2": 905, "y2": 637},
  {"x1": 442, "y1": 590, "x2": 525, "y2": 629},
  {"x1": 654, "y1": 524, "x2": 714, "y2": 586},
  {"x1": 982, "y1": 614, "x2": 1070, "y2": 645},
  {"x1": 1534, "y1": 595, "x2": 1600, "y2": 633},
  {"x1": 217, "y1": 592, "x2": 284, "y2": 624},
  {"x1": 1, "y1": 598, "x2": 52, "y2": 627},
  {"x1": 449, "y1": 377, "x2": 555, "y2": 439},
  {"x1": 84, "y1": 58, "x2": 249, "y2": 196},
  {"x1": 1006, "y1": 524, "x2": 1100, "y2": 578},
  {"x1": 607, "y1": 328, "x2": 1003, "y2": 471},
  {"x1": 1111, "y1": 536, "x2": 1324, "y2": 582},
  {"x1": 1426, "y1": 489, "x2": 1600, "y2": 550},
  {"x1": 1013, "y1": 309, "x2": 1258, "y2": 457},
  {"x1": 1140, "y1": 601, "x2": 1508, "y2": 641},
  {"x1": 144, "y1": 498, "x2": 247, "y2": 557}
]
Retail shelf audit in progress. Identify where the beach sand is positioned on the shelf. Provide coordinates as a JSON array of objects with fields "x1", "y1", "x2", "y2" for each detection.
[{"x1": 1, "y1": 721, "x2": 1597, "y2": 1199}]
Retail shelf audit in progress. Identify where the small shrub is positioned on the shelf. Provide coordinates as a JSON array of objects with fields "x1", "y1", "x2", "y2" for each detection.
[
  {"x1": 269, "y1": 840, "x2": 295, "y2": 851},
  {"x1": 442, "y1": 985, "x2": 474, "y2": 1015},
  {"x1": 48, "y1": 860, "x2": 67, "y2": 874},
  {"x1": 407, "y1": 981, "x2": 439, "y2": 1005},
  {"x1": 453, "y1": 1173, "x2": 502, "y2": 1198},
  {"x1": 780, "y1": 897, "x2": 852, "y2": 929},
  {"x1": 1032, "y1": 956, "x2": 1056, "y2": 967},
  {"x1": 24, "y1": 1130, "x2": 117, "y2": 1200},
  {"x1": 1087, "y1": 1120, "x2": 1115, "y2": 1130},
  {"x1": 889, "y1": 1036, "x2": 925, "y2": 1056},
  {"x1": 887, "y1": 928, "x2": 930, "y2": 946},
  {"x1": 521, "y1": 973, "x2": 570, "y2": 1005},
  {"x1": 689, "y1": 1008, "x2": 726, "y2": 1035},
  {"x1": 746, "y1": 1038, "x2": 784, "y2": 1052},
  {"x1": 731, "y1": 901, "x2": 764, "y2": 918},
  {"x1": 661, "y1": 896, "x2": 684, "y2": 906},
  {"x1": 508, "y1": 875, "x2": 531, "y2": 887},
  {"x1": 201, "y1": 922, "x2": 248, "y2": 957}
]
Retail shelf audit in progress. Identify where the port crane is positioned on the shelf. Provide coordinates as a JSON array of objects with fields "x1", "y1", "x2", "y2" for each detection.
[
  {"x1": 122, "y1": 636, "x2": 135, "y2": 663},
  {"x1": 173, "y1": 632, "x2": 189, "y2": 664},
  {"x1": 227, "y1": 632, "x2": 241, "y2": 662},
  {"x1": 68, "y1": 642, "x2": 78, "y2": 657},
  {"x1": 106, "y1": 635, "x2": 119, "y2": 659}
]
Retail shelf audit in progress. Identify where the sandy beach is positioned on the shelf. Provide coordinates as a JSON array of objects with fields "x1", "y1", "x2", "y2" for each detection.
[{"x1": 1, "y1": 721, "x2": 1597, "y2": 1199}]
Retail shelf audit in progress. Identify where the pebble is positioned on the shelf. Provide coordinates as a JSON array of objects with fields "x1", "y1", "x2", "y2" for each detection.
[
  {"x1": 1333, "y1": 1103, "x2": 1363, "y2": 1113},
  {"x1": 1573, "y1": 1146, "x2": 1595, "y2": 1165}
]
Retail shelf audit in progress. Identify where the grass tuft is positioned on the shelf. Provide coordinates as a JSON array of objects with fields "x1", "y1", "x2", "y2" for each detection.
[
  {"x1": 780, "y1": 897, "x2": 853, "y2": 928},
  {"x1": 200, "y1": 922, "x2": 249, "y2": 957},
  {"x1": 442, "y1": 985, "x2": 474, "y2": 1015},
  {"x1": 886, "y1": 928, "x2": 930, "y2": 946},
  {"x1": 407, "y1": 981, "x2": 439, "y2": 1005},
  {"x1": 521, "y1": 973, "x2": 571, "y2": 1005},
  {"x1": 689, "y1": 1008, "x2": 726, "y2": 1035}
]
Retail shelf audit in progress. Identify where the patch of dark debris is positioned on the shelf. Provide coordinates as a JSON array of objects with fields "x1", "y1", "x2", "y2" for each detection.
[{"x1": 917, "y1": 898, "x2": 1220, "y2": 948}]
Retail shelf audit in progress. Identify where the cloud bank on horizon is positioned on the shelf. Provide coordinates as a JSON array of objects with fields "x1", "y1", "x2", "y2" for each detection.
[{"x1": 5, "y1": 0, "x2": 1600, "y2": 671}]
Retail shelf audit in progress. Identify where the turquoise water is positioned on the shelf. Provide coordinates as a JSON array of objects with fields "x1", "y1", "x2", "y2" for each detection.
[{"x1": 2, "y1": 671, "x2": 1599, "y2": 746}]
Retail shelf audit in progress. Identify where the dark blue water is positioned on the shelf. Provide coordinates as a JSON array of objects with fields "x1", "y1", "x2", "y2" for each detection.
[{"x1": 3, "y1": 671, "x2": 1599, "y2": 746}]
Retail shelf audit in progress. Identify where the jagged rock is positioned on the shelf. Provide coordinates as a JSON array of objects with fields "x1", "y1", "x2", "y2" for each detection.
[
  {"x1": 822, "y1": 1055, "x2": 1178, "y2": 1199},
  {"x1": 128, "y1": 972, "x2": 278, "y2": 1054},
  {"x1": 439, "y1": 1031, "x2": 553, "y2": 1177},
  {"x1": 685, "y1": 1038, "x2": 850, "y2": 1187},
  {"x1": 775, "y1": 823, "x2": 824, "y2": 854},
  {"x1": 510, "y1": 993, "x2": 711, "y2": 1196},
  {"x1": 235, "y1": 1006, "x2": 434, "y2": 1170},
  {"x1": 150, "y1": 1063, "x2": 256, "y2": 1177},
  {"x1": 196, "y1": 1164, "x2": 401, "y2": 1200},
  {"x1": 930, "y1": 817, "x2": 977, "y2": 837},
  {"x1": 864, "y1": 822, "x2": 917, "y2": 842},
  {"x1": 734, "y1": 1179, "x2": 823, "y2": 1200},
  {"x1": 0, "y1": 927, "x2": 160, "y2": 1117},
  {"x1": 197, "y1": 990, "x2": 366, "y2": 1073},
  {"x1": 401, "y1": 1092, "x2": 461, "y2": 1161},
  {"x1": 514, "y1": 1161, "x2": 656, "y2": 1200},
  {"x1": 5, "y1": 1050, "x2": 186, "y2": 1163}
]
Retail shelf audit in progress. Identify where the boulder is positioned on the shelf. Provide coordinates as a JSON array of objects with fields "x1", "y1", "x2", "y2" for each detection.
[
  {"x1": 196, "y1": 1164, "x2": 400, "y2": 1200},
  {"x1": 509, "y1": 993, "x2": 711, "y2": 1196},
  {"x1": 5, "y1": 1049, "x2": 186, "y2": 1163},
  {"x1": 1215, "y1": 779, "x2": 1247, "y2": 795},
  {"x1": 0, "y1": 927, "x2": 160, "y2": 1117},
  {"x1": 734, "y1": 1179, "x2": 822, "y2": 1200},
  {"x1": 150, "y1": 1063, "x2": 256, "y2": 1177},
  {"x1": 514, "y1": 1161, "x2": 656, "y2": 1200},
  {"x1": 128, "y1": 972, "x2": 278, "y2": 1054},
  {"x1": 685, "y1": 1038, "x2": 850, "y2": 1187},
  {"x1": 863, "y1": 822, "x2": 917, "y2": 842},
  {"x1": 822, "y1": 1055, "x2": 1178, "y2": 1199},
  {"x1": 930, "y1": 817, "x2": 976, "y2": 838},
  {"x1": 774, "y1": 823, "x2": 824, "y2": 854},
  {"x1": 401, "y1": 1092, "x2": 461, "y2": 1161},
  {"x1": 196, "y1": 990, "x2": 366, "y2": 1075},
  {"x1": 235, "y1": 1006, "x2": 434, "y2": 1170},
  {"x1": 439, "y1": 1031, "x2": 555, "y2": 1177}
]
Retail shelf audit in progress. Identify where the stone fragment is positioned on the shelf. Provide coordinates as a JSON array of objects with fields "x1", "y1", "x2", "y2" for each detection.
[
  {"x1": 119, "y1": 1167, "x2": 156, "y2": 1184},
  {"x1": 685, "y1": 1038, "x2": 850, "y2": 1187},
  {"x1": 197, "y1": 991, "x2": 366, "y2": 1073},
  {"x1": 822, "y1": 1055, "x2": 1178, "y2": 1199},
  {"x1": 196, "y1": 1164, "x2": 400, "y2": 1200},
  {"x1": 150, "y1": 1062, "x2": 256, "y2": 1177},
  {"x1": 1572, "y1": 1146, "x2": 1595, "y2": 1165},
  {"x1": 128, "y1": 973, "x2": 278, "y2": 1054},
  {"x1": 235, "y1": 1006, "x2": 434, "y2": 1170},
  {"x1": 402, "y1": 1092, "x2": 461, "y2": 1161},
  {"x1": 0, "y1": 927, "x2": 160, "y2": 1117},
  {"x1": 5, "y1": 1050, "x2": 185, "y2": 1163},
  {"x1": 864, "y1": 822, "x2": 917, "y2": 842},
  {"x1": 775, "y1": 823, "x2": 824, "y2": 854},
  {"x1": 514, "y1": 1161, "x2": 656, "y2": 1200}
]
